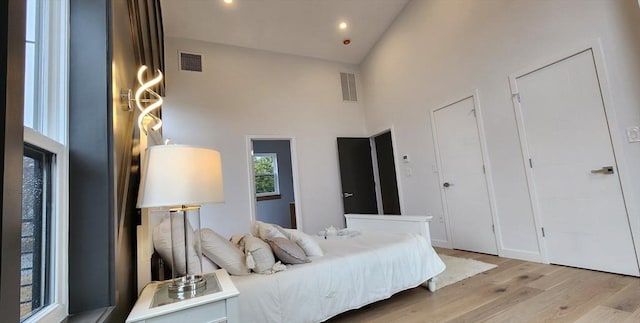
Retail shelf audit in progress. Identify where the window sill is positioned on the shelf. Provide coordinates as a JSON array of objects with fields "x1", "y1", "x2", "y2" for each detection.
[
  {"x1": 256, "y1": 194, "x2": 281, "y2": 201},
  {"x1": 24, "y1": 303, "x2": 67, "y2": 323}
]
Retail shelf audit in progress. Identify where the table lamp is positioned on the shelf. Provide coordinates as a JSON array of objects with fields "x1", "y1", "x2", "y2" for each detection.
[{"x1": 138, "y1": 144, "x2": 224, "y2": 297}]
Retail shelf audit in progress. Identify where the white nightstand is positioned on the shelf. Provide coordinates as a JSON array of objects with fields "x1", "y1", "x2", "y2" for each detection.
[{"x1": 126, "y1": 269, "x2": 239, "y2": 323}]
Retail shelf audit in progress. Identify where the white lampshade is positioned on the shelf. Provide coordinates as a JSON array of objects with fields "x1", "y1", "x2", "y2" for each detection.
[{"x1": 138, "y1": 144, "x2": 225, "y2": 208}]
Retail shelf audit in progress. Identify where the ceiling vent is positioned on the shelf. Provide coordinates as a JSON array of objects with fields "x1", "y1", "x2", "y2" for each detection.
[
  {"x1": 179, "y1": 52, "x2": 203, "y2": 72},
  {"x1": 340, "y1": 72, "x2": 357, "y2": 102}
]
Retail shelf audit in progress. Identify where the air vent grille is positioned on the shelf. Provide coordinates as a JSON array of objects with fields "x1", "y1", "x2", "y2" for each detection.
[
  {"x1": 180, "y1": 52, "x2": 203, "y2": 72},
  {"x1": 340, "y1": 72, "x2": 357, "y2": 102}
]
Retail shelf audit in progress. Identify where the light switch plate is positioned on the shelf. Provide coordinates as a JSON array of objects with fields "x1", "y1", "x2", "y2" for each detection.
[{"x1": 626, "y1": 126, "x2": 640, "y2": 143}]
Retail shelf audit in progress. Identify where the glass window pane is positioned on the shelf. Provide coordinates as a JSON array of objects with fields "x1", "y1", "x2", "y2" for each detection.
[
  {"x1": 23, "y1": 42, "x2": 36, "y2": 129},
  {"x1": 255, "y1": 175, "x2": 275, "y2": 194},
  {"x1": 253, "y1": 153, "x2": 279, "y2": 195},
  {"x1": 25, "y1": 0, "x2": 36, "y2": 42},
  {"x1": 21, "y1": 146, "x2": 51, "y2": 321},
  {"x1": 254, "y1": 156, "x2": 274, "y2": 174}
]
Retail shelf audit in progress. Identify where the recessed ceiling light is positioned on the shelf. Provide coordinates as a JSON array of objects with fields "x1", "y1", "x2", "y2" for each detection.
[
  {"x1": 339, "y1": 22, "x2": 348, "y2": 30},
  {"x1": 223, "y1": 0, "x2": 233, "y2": 4}
]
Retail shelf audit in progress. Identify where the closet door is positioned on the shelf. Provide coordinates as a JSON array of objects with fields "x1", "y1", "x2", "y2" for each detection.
[
  {"x1": 433, "y1": 97, "x2": 497, "y2": 255},
  {"x1": 513, "y1": 49, "x2": 639, "y2": 276}
]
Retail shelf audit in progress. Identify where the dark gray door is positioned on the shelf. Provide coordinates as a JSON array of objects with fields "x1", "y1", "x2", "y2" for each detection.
[
  {"x1": 337, "y1": 138, "x2": 378, "y2": 214},
  {"x1": 374, "y1": 131, "x2": 401, "y2": 214}
]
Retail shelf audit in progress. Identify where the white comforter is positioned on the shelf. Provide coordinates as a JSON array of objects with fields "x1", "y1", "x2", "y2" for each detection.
[{"x1": 230, "y1": 231, "x2": 446, "y2": 323}]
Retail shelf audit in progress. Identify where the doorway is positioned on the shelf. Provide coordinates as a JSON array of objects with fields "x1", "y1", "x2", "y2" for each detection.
[
  {"x1": 249, "y1": 138, "x2": 300, "y2": 229},
  {"x1": 511, "y1": 48, "x2": 639, "y2": 276},
  {"x1": 373, "y1": 131, "x2": 401, "y2": 214},
  {"x1": 337, "y1": 130, "x2": 401, "y2": 215},
  {"x1": 337, "y1": 137, "x2": 378, "y2": 214},
  {"x1": 432, "y1": 95, "x2": 498, "y2": 255}
]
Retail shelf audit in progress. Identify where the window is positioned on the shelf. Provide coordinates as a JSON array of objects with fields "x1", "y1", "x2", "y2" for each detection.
[
  {"x1": 21, "y1": 0, "x2": 69, "y2": 322},
  {"x1": 21, "y1": 145, "x2": 52, "y2": 320},
  {"x1": 253, "y1": 153, "x2": 280, "y2": 198}
]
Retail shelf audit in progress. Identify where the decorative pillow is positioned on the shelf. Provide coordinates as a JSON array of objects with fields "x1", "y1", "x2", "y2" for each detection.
[
  {"x1": 253, "y1": 221, "x2": 287, "y2": 241},
  {"x1": 267, "y1": 237, "x2": 310, "y2": 265},
  {"x1": 153, "y1": 214, "x2": 202, "y2": 275},
  {"x1": 242, "y1": 235, "x2": 277, "y2": 274},
  {"x1": 197, "y1": 228, "x2": 250, "y2": 276},
  {"x1": 283, "y1": 228, "x2": 324, "y2": 257}
]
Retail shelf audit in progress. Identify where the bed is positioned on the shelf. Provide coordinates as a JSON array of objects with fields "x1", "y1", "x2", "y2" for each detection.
[{"x1": 136, "y1": 213, "x2": 445, "y2": 322}]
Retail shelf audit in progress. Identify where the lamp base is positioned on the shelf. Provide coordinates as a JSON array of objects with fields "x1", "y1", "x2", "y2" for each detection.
[{"x1": 168, "y1": 274, "x2": 207, "y2": 299}]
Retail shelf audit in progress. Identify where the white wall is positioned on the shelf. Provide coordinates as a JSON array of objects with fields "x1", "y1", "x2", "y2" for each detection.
[
  {"x1": 162, "y1": 38, "x2": 367, "y2": 237},
  {"x1": 360, "y1": 0, "x2": 640, "y2": 261}
]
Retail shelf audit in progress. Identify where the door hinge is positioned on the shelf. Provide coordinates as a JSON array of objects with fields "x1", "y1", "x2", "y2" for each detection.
[
  {"x1": 492, "y1": 225, "x2": 495, "y2": 233},
  {"x1": 513, "y1": 93, "x2": 521, "y2": 103},
  {"x1": 482, "y1": 165, "x2": 486, "y2": 173},
  {"x1": 529, "y1": 158, "x2": 533, "y2": 168},
  {"x1": 541, "y1": 227, "x2": 546, "y2": 237}
]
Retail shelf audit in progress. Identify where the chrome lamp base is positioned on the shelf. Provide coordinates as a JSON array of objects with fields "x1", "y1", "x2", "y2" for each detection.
[{"x1": 168, "y1": 274, "x2": 207, "y2": 299}]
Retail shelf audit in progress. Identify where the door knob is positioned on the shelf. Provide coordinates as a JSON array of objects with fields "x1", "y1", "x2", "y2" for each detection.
[
  {"x1": 590, "y1": 166, "x2": 614, "y2": 175},
  {"x1": 343, "y1": 192, "x2": 354, "y2": 198},
  {"x1": 443, "y1": 182, "x2": 451, "y2": 188}
]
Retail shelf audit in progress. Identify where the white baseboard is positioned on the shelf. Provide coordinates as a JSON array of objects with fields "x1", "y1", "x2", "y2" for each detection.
[
  {"x1": 499, "y1": 248, "x2": 543, "y2": 263},
  {"x1": 431, "y1": 239, "x2": 451, "y2": 248}
]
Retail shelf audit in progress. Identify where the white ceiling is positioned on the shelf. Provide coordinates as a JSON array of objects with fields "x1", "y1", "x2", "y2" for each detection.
[{"x1": 160, "y1": 0, "x2": 410, "y2": 65}]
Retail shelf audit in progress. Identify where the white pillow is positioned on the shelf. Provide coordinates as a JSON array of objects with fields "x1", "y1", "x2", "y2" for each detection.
[
  {"x1": 153, "y1": 214, "x2": 202, "y2": 275},
  {"x1": 283, "y1": 228, "x2": 324, "y2": 257},
  {"x1": 253, "y1": 221, "x2": 287, "y2": 241},
  {"x1": 198, "y1": 228, "x2": 250, "y2": 276}
]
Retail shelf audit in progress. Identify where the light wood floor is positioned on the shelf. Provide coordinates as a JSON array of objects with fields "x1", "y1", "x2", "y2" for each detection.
[{"x1": 328, "y1": 248, "x2": 640, "y2": 323}]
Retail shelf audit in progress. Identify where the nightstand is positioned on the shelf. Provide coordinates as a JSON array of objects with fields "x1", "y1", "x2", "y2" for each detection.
[{"x1": 126, "y1": 269, "x2": 239, "y2": 323}]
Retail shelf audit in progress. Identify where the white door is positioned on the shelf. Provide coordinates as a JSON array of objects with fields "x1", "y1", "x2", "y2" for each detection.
[
  {"x1": 433, "y1": 97, "x2": 497, "y2": 255},
  {"x1": 514, "y1": 49, "x2": 639, "y2": 276}
]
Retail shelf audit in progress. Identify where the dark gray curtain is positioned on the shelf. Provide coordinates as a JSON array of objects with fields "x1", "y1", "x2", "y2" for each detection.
[{"x1": 128, "y1": 0, "x2": 165, "y2": 96}]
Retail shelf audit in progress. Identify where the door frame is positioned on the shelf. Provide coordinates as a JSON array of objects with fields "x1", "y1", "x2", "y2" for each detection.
[
  {"x1": 368, "y1": 125, "x2": 405, "y2": 215},
  {"x1": 430, "y1": 90, "x2": 501, "y2": 253},
  {"x1": 508, "y1": 39, "x2": 640, "y2": 266},
  {"x1": 245, "y1": 135, "x2": 303, "y2": 231}
]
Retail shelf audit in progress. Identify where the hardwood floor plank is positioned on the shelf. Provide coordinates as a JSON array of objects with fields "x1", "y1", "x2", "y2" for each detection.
[
  {"x1": 601, "y1": 278, "x2": 640, "y2": 313},
  {"x1": 622, "y1": 308, "x2": 640, "y2": 323},
  {"x1": 328, "y1": 249, "x2": 640, "y2": 323},
  {"x1": 446, "y1": 286, "x2": 543, "y2": 322},
  {"x1": 533, "y1": 274, "x2": 628, "y2": 322},
  {"x1": 483, "y1": 277, "x2": 582, "y2": 322},
  {"x1": 374, "y1": 264, "x2": 548, "y2": 322},
  {"x1": 525, "y1": 266, "x2": 583, "y2": 291},
  {"x1": 575, "y1": 305, "x2": 631, "y2": 323},
  {"x1": 490, "y1": 270, "x2": 625, "y2": 322}
]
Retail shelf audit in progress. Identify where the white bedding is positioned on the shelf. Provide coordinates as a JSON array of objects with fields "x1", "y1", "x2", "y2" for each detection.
[{"x1": 230, "y1": 231, "x2": 446, "y2": 323}]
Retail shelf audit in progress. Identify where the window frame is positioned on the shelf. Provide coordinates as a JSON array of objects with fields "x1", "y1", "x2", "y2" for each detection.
[
  {"x1": 22, "y1": 129, "x2": 68, "y2": 323},
  {"x1": 253, "y1": 153, "x2": 280, "y2": 198},
  {"x1": 20, "y1": 0, "x2": 69, "y2": 321},
  {"x1": 21, "y1": 143, "x2": 53, "y2": 319},
  {"x1": 24, "y1": 0, "x2": 68, "y2": 142}
]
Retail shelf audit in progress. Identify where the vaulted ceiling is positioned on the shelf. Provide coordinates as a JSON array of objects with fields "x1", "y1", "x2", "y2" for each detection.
[{"x1": 161, "y1": 0, "x2": 410, "y2": 64}]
